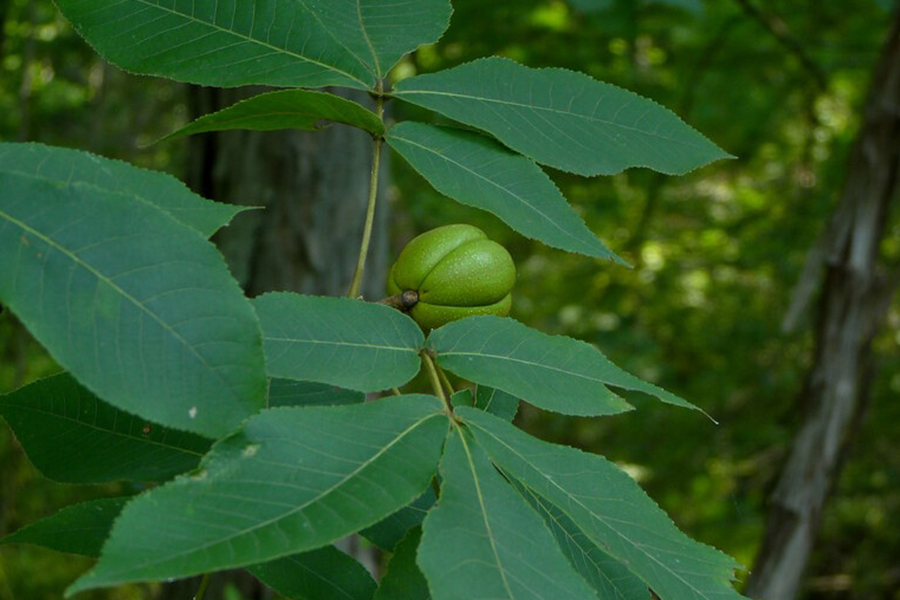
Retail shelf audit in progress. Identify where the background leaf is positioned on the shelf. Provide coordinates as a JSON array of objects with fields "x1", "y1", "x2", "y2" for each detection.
[
  {"x1": 361, "y1": 487, "x2": 436, "y2": 552},
  {"x1": 267, "y1": 379, "x2": 365, "y2": 407},
  {"x1": 254, "y1": 293, "x2": 424, "y2": 392},
  {"x1": 386, "y1": 122, "x2": 622, "y2": 261},
  {"x1": 0, "y1": 373, "x2": 211, "y2": 483},
  {"x1": 0, "y1": 172, "x2": 267, "y2": 437},
  {"x1": 474, "y1": 385, "x2": 519, "y2": 422},
  {"x1": 393, "y1": 57, "x2": 729, "y2": 176},
  {"x1": 462, "y1": 409, "x2": 745, "y2": 600},
  {"x1": 160, "y1": 89, "x2": 384, "y2": 142},
  {"x1": 248, "y1": 547, "x2": 377, "y2": 600},
  {"x1": 449, "y1": 388, "x2": 474, "y2": 408},
  {"x1": 53, "y1": 0, "x2": 374, "y2": 89},
  {"x1": 0, "y1": 143, "x2": 245, "y2": 238},
  {"x1": 373, "y1": 527, "x2": 430, "y2": 600},
  {"x1": 69, "y1": 396, "x2": 448, "y2": 593},
  {"x1": 418, "y1": 428, "x2": 599, "y2": 600},
  {"x1": 0, "y1": 497, "x2": 128, "y2": 558}
]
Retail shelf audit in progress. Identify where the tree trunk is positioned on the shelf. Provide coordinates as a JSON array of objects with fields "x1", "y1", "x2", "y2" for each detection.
[
  {"x1": 745, "y1": 9, "x2": 900, "y2": 600},
  {"x1": 160, "y1": 85, "x2": 390, "y2": 599},
  {"x1": 185, "y1": 86, "x2": 391, "y2": 300}
]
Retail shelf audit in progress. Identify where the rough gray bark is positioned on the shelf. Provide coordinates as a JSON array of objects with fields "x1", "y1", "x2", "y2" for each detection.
[
  {"x1": 745, "y1": 9, "x2": 900, "y2": 600},
  {"x1": 186, "y1": 86, "x2": 391, "y2": 300},
  {"x1": 159, "y1": 85, "x2": 390, "y2": 599}
]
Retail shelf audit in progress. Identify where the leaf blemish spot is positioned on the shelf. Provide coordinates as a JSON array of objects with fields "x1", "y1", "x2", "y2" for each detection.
[{"x1": 242, "y1": 444, "x2": 260, "y2": 458}]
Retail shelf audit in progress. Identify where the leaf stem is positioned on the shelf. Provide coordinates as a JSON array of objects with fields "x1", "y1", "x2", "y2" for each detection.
[
  {"x1": 347, "y1": 81, "x2": 385, "y2": 299},
  {"x1": 192, "y1": 574, "x2": 211, "y2": 600},
  {"x1": 422, "y1": 353, "x2": 452, "y2": 413},
  {"x1": 435, "y1": 362, "x2": 455, "y2": 397}
]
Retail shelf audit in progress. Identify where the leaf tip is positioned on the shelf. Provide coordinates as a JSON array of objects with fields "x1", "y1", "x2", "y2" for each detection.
[{"x1": 65, "y1": 570, "x2": 99, "y2": 598}]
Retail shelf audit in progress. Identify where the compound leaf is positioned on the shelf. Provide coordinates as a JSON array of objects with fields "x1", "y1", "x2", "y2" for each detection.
[
  {"x1": 0, "y1": 143, "x2": 244, "y2": 238},
  {"x1": 0, "y1": 373, "x2": 211, "y2": 483},
  {"x1": 0, "y1": 497, "x2": 129, "y2": 558},
  {"x1": 53, "y1": 0, "x2": 373, "y2": 89},
  {"x1": 68, "y1": 396, "x2": 448, "y2": 593},
  {"x1": 462, "y1": 409, "x2": 746, "y2": 600},
  {"x1": 160, "y1": 89, "x2": 384, "y2": 142},
  {"x1": 248, "y1": 547, "x2": 377, "y2": 600},
  {"x1": 418, "y1": 427, "x2": 599, "y2": 600},
  {"x1": 393, "y1": 57, "x2": 729, "y2": 176},
  {"x1": 254, "y1": 293, "x2": 424, "y2": 393},
  {"x1": 0, "y1": 172, "x2": 267, "y2": 438},
  {"x1": 386, "y1": 122, "x2": 622, "y2": 262}
]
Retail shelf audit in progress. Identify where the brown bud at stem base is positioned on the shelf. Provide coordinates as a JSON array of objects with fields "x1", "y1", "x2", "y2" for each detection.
[{"x1": 378, "y1": 290, "x2": 419, "y2": 312}]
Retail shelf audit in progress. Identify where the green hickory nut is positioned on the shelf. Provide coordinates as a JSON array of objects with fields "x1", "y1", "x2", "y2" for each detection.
[{"x1": 386, "y1": 224, "x2": 516, "y2": 331}]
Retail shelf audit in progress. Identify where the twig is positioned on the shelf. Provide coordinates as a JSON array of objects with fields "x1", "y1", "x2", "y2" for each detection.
[
  {"x1": 347, "y1": 80, "x2": 385, "y2": 298},
  {"x1": 192, "y1": 574, "x2": 211, "y2": 600}
]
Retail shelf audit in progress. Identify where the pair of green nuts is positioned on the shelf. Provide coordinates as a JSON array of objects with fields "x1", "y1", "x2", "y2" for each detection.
[{"x1": 386, "y1": 224, "x2": 516, "y2": 330}]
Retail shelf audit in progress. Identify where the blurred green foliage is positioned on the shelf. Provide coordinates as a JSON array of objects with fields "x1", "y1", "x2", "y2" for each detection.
[{"x1": 0, "y1": 0, "x2": 898, "y2": 598}]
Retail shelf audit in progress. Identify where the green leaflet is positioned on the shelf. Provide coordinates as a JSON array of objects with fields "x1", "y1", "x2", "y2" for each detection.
[
  {"x1": 248, "y1": 547, "x2": 377, "y2": 600},
  {"x1": 373, "y1": 527, "x2": 430, "y2": 600},
  {"x1": 461, "y1": 408, "x2": 746, "y2": 600},
  {"x1": 474, "y1": 385, "x2": 519, "y2": 422},
  {"x1": 267, "y1": 378, "x2": 365, "y2": 407},
  {"x1": 394, "y1": 57, "x2": 730, "y2": 176},
  {"x1": 0, "y1": 143, "x2": 245, "y2": 238},
  {"x1": 418, "y1": 427, "x2": 599, "y2": 600},
  {"x1": 306, "y1": 0, "x2": 453, "y2": 78},
  {"x1": 254, "y1": 293, "x2": 424, "y2": 393},
  {"x1": 53, "y1": 0, "x2": 373, "y2": 89},
  {"x1": 0, "y1": 497, "x2": 129, "y2": 558},
  {"x1": 510, "y1": 478, "x2": 651, "y2": 600},
  {"x1": 361, "y1": 487, "x2": 436, "y2": 552},
  {"x1": 53, "y1": 0, "x2": 453, "y2": 89},
  {"x1": 68, "y1": 397, "x2": 448, "y2": 594},
  {"x1": 429, "y1": 316, "x2": 701, "y2": 417},
  {"x1": 159, "y1": 89, "x2": 384, "y2": 142},
  {"x1": 0, "y1": 172, "x2": 266, "y2": 438},
  {"x1": 2, "y1": 496, "x2": 378, "y2": 600},
  {"x1": 0, "y1": 373, "x2": 210, "y2": 484},
  {"x1": 387, "y1": 122, "x2": 624, "y2": 262}
]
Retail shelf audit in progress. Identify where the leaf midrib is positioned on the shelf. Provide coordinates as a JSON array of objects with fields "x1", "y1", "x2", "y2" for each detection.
[
  {"x1": 518, "y1": 482, "x2": 632, "y2": 600},
  {"x1": 436, "y1": 349, "x2": 628, "y2": 408},
  {"x1": 455, "y1": 429, "x2": 515, "y2": 598},
  {"x1": 469, "y1": 422, "x2": 722, "y2": 600},
  {"x1": 392, "y1": 89, "x2": 712, "y2": 150},
  {"x1": 102, "y1": 410, "x2": 445, "y2": 577},
  {"x1": 387, "y1": 131, "x2": 603, "y2": 254},
  {"x1": 131, "y1": 0, "x2": 371, "y2": 88},
  {"x1": 265, "y1": 337, "x2": 419, "y2": 353}
]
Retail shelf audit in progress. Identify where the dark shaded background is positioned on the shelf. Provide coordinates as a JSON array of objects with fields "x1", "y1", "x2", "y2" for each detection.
[{"x1": 0, "y1": 1, "x2": 898, "y2": 599}]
